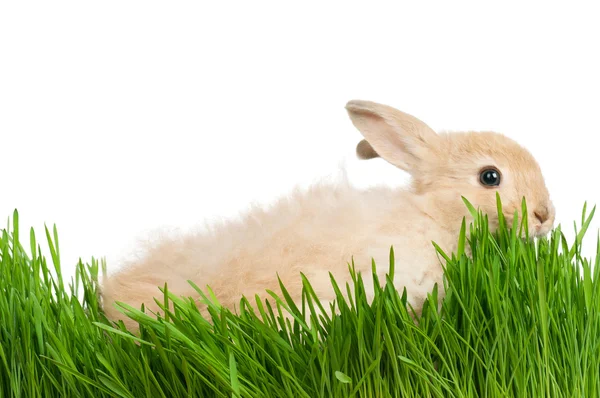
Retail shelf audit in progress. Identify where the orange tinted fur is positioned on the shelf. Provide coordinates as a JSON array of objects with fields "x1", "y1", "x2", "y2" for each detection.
[{"x1": 101, "y1": 100, "x2": 555, "y2": 331}]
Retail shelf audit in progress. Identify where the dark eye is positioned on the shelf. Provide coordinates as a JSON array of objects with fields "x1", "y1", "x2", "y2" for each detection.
[{"x1": 479, "y1": 168, "x2": 501, "y2": 186}]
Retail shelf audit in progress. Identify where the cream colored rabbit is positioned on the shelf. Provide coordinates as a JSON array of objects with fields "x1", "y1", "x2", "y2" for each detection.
[{"x1": 101, "y1": 100, "x2": 555, "y2": 331}]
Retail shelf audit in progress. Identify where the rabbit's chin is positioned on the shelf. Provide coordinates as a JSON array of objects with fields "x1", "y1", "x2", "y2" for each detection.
[{"x1": 532, "y1": 224, "x2": 553, "y2": 238}]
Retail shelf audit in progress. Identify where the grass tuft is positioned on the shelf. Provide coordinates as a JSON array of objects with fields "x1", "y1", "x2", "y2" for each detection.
[{"x1": 1, "y1": 200, "x2": 599, "y2": 397}]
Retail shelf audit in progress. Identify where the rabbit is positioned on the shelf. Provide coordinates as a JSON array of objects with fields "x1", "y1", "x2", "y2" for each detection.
[{"x1": 100, "y1": 100, "x2": 555, "y2": 332}]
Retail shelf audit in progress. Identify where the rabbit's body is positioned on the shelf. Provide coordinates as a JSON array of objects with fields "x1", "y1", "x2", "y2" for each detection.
[
  {"x1": 102, "y1": 181, "x2": 456, "y2": 329},
  {"x1": 101, "y1": 99, "x2": 555, "y2": 331}
]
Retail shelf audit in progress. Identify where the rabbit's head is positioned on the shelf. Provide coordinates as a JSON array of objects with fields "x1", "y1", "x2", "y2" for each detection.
[{"x1": 346, "y1": 100, "x2": 555, "y2": 237}]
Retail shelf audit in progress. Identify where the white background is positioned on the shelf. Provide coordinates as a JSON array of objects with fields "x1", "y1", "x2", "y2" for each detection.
[{"x1": 1, "y1": 2, "x2": 599, "y2": 286}]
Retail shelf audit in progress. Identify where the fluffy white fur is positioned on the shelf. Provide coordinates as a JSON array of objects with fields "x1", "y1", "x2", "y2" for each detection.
[{"x1": 101, "y1": 100, "x2": 555, "y2": 331}]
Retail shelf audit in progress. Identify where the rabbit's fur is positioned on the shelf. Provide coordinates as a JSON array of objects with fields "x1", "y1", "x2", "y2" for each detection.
[{"x1": 101, "y1": 100, "x2": 555, "y2": 331}]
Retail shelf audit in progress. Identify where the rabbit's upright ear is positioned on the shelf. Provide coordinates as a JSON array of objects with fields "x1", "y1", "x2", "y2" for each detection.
[{"x1": 345, "y1": 100, "x2": 439, "y2": 173}]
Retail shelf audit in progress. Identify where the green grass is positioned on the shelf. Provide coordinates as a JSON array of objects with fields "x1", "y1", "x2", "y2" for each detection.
[{"x1": 1, "y1": 197, "x2": 599, "y2": 397}]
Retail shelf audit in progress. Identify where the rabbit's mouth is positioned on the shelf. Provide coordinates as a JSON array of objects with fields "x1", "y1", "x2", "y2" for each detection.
[
  {"x1": 532, "y1": 210, "x2": 555, "y2": 237},
  {"x1": 495, "y1": 215, "x2": 553, "y2": 238},
  {"x1": 533, "y1": 222, "x2": 554, "y2": 237}
]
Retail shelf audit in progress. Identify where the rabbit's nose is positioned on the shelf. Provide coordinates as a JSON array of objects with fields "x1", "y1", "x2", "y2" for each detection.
[{"x1": 534, "y1": 207, "x2": 549, "y2": 224}]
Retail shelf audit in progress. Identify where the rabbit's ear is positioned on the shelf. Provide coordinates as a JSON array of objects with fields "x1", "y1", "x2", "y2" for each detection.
[
  {"x1": 345, "y1": 100, "x2": 439, "y2": 173},
  {"x1": 356, "y1": 139, "x2": 379, "y2": 160}
]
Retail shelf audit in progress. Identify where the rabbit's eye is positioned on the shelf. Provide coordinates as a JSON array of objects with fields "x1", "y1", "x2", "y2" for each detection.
[{"x1": 479, "y1": 168, "x2": 501, "y2": 187}]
